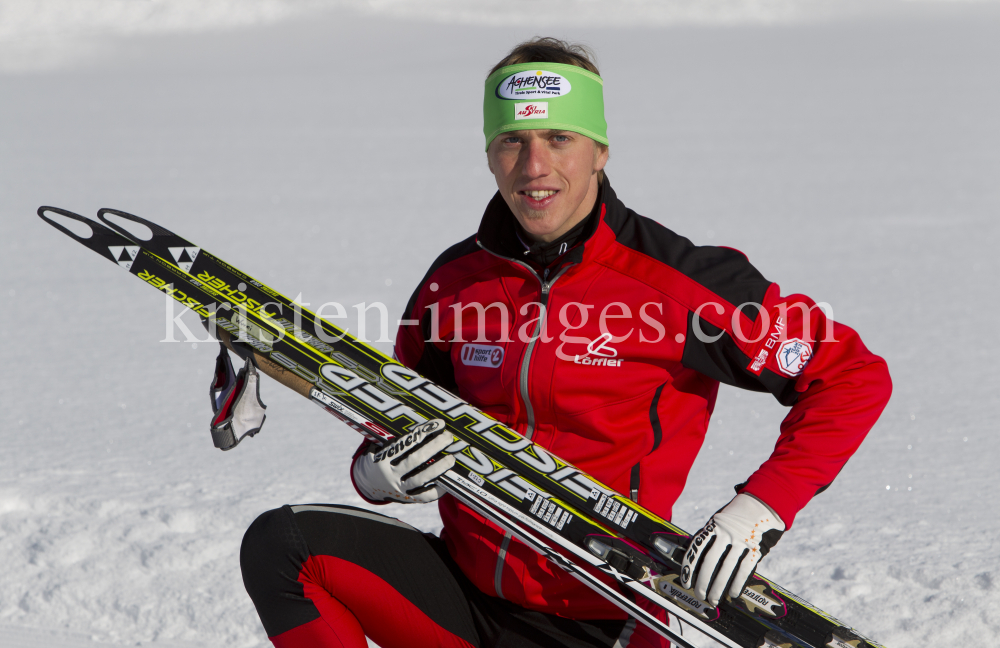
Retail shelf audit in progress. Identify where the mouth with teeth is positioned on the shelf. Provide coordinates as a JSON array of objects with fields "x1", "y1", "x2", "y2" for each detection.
[{"x1": 519, "y1": 189, "x2": 559, "y2": 209}]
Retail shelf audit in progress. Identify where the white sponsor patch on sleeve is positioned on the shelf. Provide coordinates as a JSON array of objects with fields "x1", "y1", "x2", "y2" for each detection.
[
  {"x1": 776, "y1": 338, "x2": 813, "y2": 376},
  {"x1": 748, "y1": 349, "x2": 768, "y2": 374}
]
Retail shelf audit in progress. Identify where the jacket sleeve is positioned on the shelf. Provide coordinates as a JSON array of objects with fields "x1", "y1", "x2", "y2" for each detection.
[{"x1": 682, "y1": 281, "x2": 892, "y2": 527}]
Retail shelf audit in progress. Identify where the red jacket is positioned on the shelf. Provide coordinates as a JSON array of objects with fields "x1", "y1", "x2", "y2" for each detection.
[{"x1": 358, "y1": 177, "x2": 891, "y2": 620}]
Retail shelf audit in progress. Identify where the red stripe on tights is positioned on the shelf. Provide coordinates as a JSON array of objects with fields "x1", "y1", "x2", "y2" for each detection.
[{"x1": 268, "y1": 555, "x2": 476, "y2": 648}]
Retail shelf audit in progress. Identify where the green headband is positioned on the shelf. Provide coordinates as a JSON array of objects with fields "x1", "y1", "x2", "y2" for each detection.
[{"x1": 483, "y1": 62, "x2": 608, "y2": 151}]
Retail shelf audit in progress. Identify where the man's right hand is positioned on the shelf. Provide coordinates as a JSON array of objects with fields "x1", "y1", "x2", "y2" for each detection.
[{"x1": 351, "y1": 422, "x2": 456, "y2": 504}]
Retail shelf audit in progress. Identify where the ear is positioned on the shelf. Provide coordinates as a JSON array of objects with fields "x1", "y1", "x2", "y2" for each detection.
[{"x1": 594, "y1": 143, "x2": 609, "y2": 173}]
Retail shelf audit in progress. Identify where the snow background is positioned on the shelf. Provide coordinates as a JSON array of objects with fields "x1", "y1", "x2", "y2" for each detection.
[{"x1": 2, "y1": 1, "x2": 999, "y2": 646}]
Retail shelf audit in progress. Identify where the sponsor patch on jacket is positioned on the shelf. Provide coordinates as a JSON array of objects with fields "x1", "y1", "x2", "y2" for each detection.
[
  {"x1": 746, "y1": 315, "x2": 784, "y2": 376},
  {"x1": 514, "y1": 102, "x2": 548, "y2": 120},
  {"x1": 776, "y1": 338, "x2": 813, "y2": 376},
  {"x1": 748, "y1": 349, "x2": 768, "y2": 374},
  {"x1": 461, "y1": 343, "x2": 504, "y2": 368}
]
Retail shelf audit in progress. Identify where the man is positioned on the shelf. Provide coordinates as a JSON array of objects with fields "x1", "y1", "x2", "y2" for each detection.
[{"x1": 239, "y1": 38, "x2": 891, "y2": 648}]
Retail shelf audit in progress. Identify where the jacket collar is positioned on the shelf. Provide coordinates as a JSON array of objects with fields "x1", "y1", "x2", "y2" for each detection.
[{"x1": 476, "y1": 175, "x2": 619, "y2": 272}]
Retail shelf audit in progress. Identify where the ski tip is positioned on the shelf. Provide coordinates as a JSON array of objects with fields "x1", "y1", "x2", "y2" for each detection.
[
  {"x1": 38, "y1": 206, "x2": 141, "y2": 266},
  {"x1": 37, "y1": 206, "x2": 96, "y2": 242},
  {"x1": 97, "y1": 207, "x2": 183, "y2": 243}
]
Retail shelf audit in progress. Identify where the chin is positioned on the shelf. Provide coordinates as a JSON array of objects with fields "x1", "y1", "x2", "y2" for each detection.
[
  {"x1": 520, "y1": 205, "x2": 565, "y2": 222},
  {"x1": 519, "y1": 214, "x2": 560, "y2": 237}
]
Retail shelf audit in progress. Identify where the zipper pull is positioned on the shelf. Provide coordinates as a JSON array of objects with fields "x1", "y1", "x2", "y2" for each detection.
[{"x1": 543, "y1": 268, "x2": 550, "y2": 281}]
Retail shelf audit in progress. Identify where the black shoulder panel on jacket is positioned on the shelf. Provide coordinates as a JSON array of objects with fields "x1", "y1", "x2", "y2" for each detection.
[
  {"x1": 602, "y1": 196, "x2": 771, "y2": 315},
  {"x1": 681, "y1": 315, "x2": 769, "y2": 393},
  {"x1": 401, "y1": 234, "x2": 481, "y2": 322},
  {"x1": 681, "y1": 314, "x2": 800, "y2": 406},
  {"x1": 598, "y1": 182, "x2": 797, "y2": 404}
]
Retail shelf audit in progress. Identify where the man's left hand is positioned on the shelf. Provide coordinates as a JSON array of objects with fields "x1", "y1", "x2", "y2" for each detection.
[{"x1": 680, "y1": 493, "x2": 785, "y2": 607}]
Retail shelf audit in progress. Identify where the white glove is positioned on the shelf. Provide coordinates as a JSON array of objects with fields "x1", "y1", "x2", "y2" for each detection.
[
  {"x1": 680, "y1": 493, "x2": 785, "y2": 607},
  {"x1": 351, "y1": 421, "x2": 456, "y2": 504}
]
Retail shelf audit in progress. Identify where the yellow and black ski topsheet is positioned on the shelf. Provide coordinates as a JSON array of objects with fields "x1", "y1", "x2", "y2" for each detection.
[{"x1": 38, "y1": 206, "x2": 888, "y2": 648}]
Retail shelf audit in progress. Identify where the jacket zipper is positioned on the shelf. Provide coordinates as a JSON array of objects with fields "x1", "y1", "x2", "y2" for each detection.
[
  {"x1": 519, "y1": 264, "x2": 571, "y2": 441},
  {"x1": 475, "y1": 241, "x2": 572, "y2": 599}
]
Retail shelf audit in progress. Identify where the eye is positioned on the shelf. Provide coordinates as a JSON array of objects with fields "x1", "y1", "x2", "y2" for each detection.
[
  {"x1": 552, "y1": 133, "x2": 571, "y2": 143},
  {"x1": 501, "y1": 135, "x2": 522, "y2": 145}
]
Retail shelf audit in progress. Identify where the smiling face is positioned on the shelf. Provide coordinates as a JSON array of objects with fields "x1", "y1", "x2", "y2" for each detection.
[{"x1": 487, "y1": 129, "x2": 608, "y2": 244}]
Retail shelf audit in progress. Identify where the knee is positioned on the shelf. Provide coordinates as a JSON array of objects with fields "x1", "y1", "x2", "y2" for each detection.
[{"x1": 240, "y1": 506, "x2": 310, "y2": 603}]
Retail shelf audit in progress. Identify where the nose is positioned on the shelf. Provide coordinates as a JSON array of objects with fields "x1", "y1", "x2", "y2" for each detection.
[{"x1": 521, "y1": 137, "x2": 551, "y2": 179}]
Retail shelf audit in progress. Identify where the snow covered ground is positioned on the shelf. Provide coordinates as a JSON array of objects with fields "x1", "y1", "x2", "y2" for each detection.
[{"x1": 1, "y1": 1, "x2": 999, "y2": 646}]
